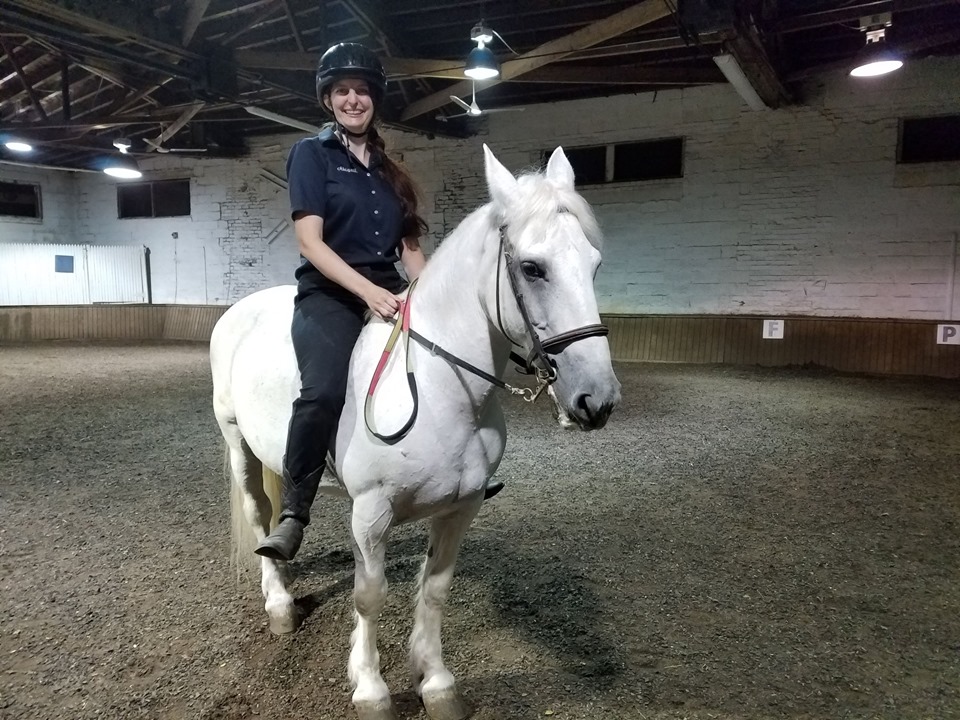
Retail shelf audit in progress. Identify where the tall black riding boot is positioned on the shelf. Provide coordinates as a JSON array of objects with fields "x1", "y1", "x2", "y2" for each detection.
[{"x1": 255, "y1": 466, "x2": 324, "y2": 561}]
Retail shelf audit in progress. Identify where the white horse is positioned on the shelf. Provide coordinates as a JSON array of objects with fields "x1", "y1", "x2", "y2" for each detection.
[{"x1": 211, "y1": 145, "x2": 621, "y2": 720}]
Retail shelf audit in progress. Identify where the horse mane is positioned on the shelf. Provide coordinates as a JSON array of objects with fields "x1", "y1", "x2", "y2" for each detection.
[
  {"x1": 512, "y1": 170, "x2": 602, "y2": 252},
  {"x1": 430, "y1": 165, "x2": 602, "y2": 261}
]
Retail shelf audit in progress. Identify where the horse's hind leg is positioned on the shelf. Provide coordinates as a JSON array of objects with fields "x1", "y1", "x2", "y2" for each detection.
[
  {"x1": 409, "y1": 500, "x2": 482, "y2": 720},
  {"x1": 223, "y1": 421, "x2": 297, "y2": 634},
  {"x1": 348, "y1": 495, "x2": 398, "y2": 720}
]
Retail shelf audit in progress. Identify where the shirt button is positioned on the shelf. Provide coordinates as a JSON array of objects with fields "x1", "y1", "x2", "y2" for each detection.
[
  {"x1": 377, "y1": 251, "x2": 382, "y2": 256},
  {"x1": 374, "y1": 210, "x2": 379, "y2": 215},
  {"x1": 371, "y1": 190, "x2": 376, "y2": 194},
  {"x1": 367, "y1": 173, "x2": 371, "y2": 177},
  {"x1": 374, "y1": 231, "x2": 380, "y2": 236}
]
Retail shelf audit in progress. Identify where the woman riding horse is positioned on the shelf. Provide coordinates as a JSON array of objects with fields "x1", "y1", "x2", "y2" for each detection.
[{"x1": 254, "y1": 43, "x2": 429, "y2": 562}]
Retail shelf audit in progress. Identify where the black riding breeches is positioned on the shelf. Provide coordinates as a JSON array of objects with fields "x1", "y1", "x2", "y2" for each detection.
[{"x1": 284, "y1": 287, "x2": 367, "y2": 487}]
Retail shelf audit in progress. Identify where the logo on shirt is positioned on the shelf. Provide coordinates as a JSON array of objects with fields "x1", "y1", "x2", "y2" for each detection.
[{"x1": 336, "y1": 165, "x2": 359, "y2": 174}]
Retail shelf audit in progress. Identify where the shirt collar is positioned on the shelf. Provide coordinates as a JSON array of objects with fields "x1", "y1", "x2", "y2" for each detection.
[{"x1": 318, "y1": 126, "x2": 382, "y2": 169}]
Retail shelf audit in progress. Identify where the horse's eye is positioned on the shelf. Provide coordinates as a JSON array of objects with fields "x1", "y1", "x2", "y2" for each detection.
[{"x1": 520, "y1": 261, "x2": 544, "y2": 280}]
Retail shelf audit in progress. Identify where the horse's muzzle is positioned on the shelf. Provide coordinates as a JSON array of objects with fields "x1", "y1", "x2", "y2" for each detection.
[{"x1": 572, "y1": 389, "x2": 619, "y2": 430}]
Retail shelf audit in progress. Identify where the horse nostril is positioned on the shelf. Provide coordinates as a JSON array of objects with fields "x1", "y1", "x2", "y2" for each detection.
[
  {"x1": 577, "y1": 394, "x2": 593, "y2": 417},
  {"x1": 576, "y1": 393, "x2": 613, "y2": 429}
]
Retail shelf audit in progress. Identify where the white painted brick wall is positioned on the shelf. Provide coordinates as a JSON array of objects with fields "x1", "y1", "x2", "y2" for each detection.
[
  {"x1": 391, "y1": 57, "x2": 960, "y2": 321},
  {"x1": 69, "y1": 144, "x2": 298, "y2": 304},
  {"x1": 1, "y1": 57, "x2": 958, "y2": 318}
]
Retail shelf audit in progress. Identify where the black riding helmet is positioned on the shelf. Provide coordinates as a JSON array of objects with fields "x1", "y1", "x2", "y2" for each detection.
[{"x1": 316, "y1": 42, "x2": 387, "y2": 111}]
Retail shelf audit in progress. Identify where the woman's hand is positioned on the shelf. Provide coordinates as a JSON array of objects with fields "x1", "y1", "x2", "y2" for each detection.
[{"x1": 363, "y1": 284, "x2": 402, "y2": 320}]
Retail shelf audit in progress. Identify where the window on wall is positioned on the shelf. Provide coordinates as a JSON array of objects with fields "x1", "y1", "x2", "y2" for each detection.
[
  {"x1": 899, "y1": 115, "x2": 960, "y2": 164},
  {"x1": 614, "y1": 138, "x2": 684, "y2": 182},
  {"x1": 562, "y1": 146, "x2": 607, "y2": 185},
  {"x1": 117, "y1": 179, "x2": 191, "y2": 218},
  {"x1": 542, "y1": 137, "x2": 684, "y2": 186},
  {"x1": 0, "y1": 180, "x2": 42, "y2": 219}
]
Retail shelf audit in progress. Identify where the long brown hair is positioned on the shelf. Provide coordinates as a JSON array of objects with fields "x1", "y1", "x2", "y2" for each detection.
[{"x1": 368, "y1": 127, "x2": 428, "y2": 244}]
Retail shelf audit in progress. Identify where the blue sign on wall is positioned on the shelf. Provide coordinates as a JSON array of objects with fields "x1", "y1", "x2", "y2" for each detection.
[{"x1": 55, "y1": 255, "x2": 74, "y2": 273}]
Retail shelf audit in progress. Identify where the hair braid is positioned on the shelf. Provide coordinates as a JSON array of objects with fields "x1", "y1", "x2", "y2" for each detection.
[{"x1": 368, "y1": 127, "x2": 428, "y2": 245}]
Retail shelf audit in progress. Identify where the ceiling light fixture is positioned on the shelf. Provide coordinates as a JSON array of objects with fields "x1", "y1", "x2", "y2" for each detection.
[
  {"x1": 103, "y1": 154, "x2": 142, "y2": 179},
  {"x1": 464, "y1": 21, "x2": 500, "y2": 80},
  {"x1": 4, "y1": 140, "x2": 33, "y2": 152},
  {"x1": 850, "y1": 12, "x2": 903, "y2": 77}
]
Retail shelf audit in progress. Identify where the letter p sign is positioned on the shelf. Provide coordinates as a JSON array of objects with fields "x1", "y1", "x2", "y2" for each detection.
[{"x1": 937, "y1": 324, "x2": 960, "y2": 345}]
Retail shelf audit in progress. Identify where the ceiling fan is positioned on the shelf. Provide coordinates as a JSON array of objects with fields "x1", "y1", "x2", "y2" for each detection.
[
  {"x1": 142, "y1": 136, "x2": 208, "y2": 154},
  {"x1": 137, "y1": 124, "x2": 208, "y2": 154},
  {"x1": 138, "y1": 104, "x2": 209, "y2": 154},
  {"x1": 441, "y1": 80, "x2": 525, "y2": 120}
]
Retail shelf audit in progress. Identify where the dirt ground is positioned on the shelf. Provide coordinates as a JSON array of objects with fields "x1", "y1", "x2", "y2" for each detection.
[{"x1": 1, "y1": 342, "x2": 958, "y2": 720}]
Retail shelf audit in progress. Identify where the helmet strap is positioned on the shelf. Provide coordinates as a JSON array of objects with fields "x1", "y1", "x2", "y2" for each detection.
[{"x1": 341, "y1": 123, "x2": 369, "y2": 139}]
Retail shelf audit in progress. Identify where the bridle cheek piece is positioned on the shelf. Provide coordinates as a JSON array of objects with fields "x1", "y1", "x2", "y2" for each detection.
[{"x1": 496, "y1": 223, "x2": 609, "y2": 394}]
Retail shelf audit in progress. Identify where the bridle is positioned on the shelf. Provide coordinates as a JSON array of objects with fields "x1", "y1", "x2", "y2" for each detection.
[
  {"x1": 494, "y1": 220, "x2": 609, "y2": 390},
  {"x1": 364, "y1": 215, "x2": 609, "y2": 444}
]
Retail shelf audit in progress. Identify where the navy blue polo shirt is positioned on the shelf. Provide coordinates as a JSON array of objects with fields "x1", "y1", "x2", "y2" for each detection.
[{"x1": 287, "y1": 128, "x2": 404, "y2": 292}]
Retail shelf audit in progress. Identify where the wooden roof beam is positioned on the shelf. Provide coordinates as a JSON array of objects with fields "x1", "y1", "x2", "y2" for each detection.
[
  {"x1": 0, "y1": 113, "x2": 234, "y2": 131},
  {"x1": 182, "y1": 0, "x2": 213, "y2": 47},
  {"x1": 221, "y1": 0, "x2": 284, "y2": 46},
  {"x1": 717, "y1": 20, "x2": 791, "y2": 109},
  {"x1": 0, "y1": 36, "x2": 47, "y2": 119},
  {"x1": 400, "y1": 0, "x2": 672, "y2": 122},
  {"x1": 146, "y1": 101, "x2": 205, "y2": 150},
  {"x1": 512, "y1": 65, "x2": 725, "y2": 85},
  {"x1": 773, "y1": 0, "x2": 956, "y2": 33},
  {"x1": 2, "y1": 0, "x2": 193, "y2": 60},
  {"x1": 281, "y1": 0, "x2": 306, "y2": 52}
]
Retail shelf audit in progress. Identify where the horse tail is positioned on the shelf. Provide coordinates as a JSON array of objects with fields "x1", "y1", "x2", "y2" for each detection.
[
  {"x1": 262, "y1": 467, "x2": 283, "y2": 530},
  {"x1": 226, "y1": 442, "x2": 282, "y2": 579},
  {"x1": 227, "y1": 444, "x2": 252, "y2": 579}
]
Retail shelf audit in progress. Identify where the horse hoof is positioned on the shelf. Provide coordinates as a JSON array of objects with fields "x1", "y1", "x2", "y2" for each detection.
[
  {"x1": 353, "y1": 699, "x2": 398, "y2": 720},
  {"x1": 268, "y1": 611, "x2": 299, "y2": 634},
  {"x1": 422, "y1": 689, "x2": 471, "y2": 720}
]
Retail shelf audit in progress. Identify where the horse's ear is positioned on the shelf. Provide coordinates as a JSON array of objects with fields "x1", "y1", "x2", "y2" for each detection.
[
  {"x1": 483, "y1": 144, "x2": 518, "y2": 211},
  {"x1": 545, "y1": 146, "x2": 575, "y2": 190}
]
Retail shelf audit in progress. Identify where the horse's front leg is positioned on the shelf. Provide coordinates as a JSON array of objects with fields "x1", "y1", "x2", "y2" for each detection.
[
  {"x1": 348, "y1": 495, "x2": 396, "y2": 720},
  {"x1": 409, "y1": 499, "x2": 482, "y2": 720}
]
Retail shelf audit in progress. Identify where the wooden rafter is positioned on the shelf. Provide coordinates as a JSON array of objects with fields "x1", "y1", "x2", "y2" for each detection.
[
  {"x1": 280, "y1": 0, "x2": 306, "y2": 52},
  {"x1": 110, "y1": 79, "x2": 173, "y2": 114},
  {"x1": 719, "y1": 20, "x2": 790, "y2": 109},
  {"x1": 773, "y1": 0, "x2": 956, "y2": 33},
  {"x1": 338, "y1": 0, "x2": 428, "y2": 106},
  {"x1": 182, "y1": 0, "x2": 213, "y2": 47},
  {"x1": 59, "y1": 54, "x2": 69, "y2": 120},
  {"x1": 234, "y1": 49, "x2": 315, "y2": 70},
  {"x1": 400, "y1": 0, "x2": 673, "y2": 122},
  {"x1": 0, "y1": 112, "x2": 228, "y2": 131},
  {"x1": 236, "y1": 33, "x2": 727, "y2": 80},
  {"x1": 0, "y1": 36, "x2": 47, "y2": 119},
  {"x1": 146, "y1": 101, "x2": 205, "y2": 150},
  {"x1": 1, "y1": 0, "x2": 194, "y2": 60},
  {"x1": 221, "y1": 0, "x2": 284, "y2": 46},
  {"x1": 512, "y1": 65, "x2": 725, "y2": 85}
]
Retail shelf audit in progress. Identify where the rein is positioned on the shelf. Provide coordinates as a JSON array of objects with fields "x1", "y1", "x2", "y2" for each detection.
[{"x1": 364, "y1": 222, "x2": 609, "y2": 444}]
